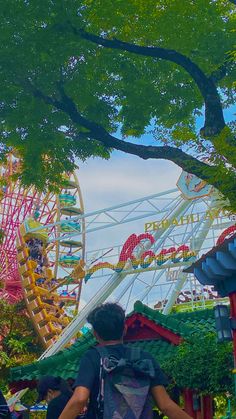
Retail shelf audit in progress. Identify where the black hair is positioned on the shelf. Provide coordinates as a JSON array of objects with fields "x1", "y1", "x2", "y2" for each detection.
[
  {"x1": 37, "y1": 376, "x2": 72, "y2": 401},
  {"x1": 87, "y1": 303, "x2": 125, "y2": 341}
]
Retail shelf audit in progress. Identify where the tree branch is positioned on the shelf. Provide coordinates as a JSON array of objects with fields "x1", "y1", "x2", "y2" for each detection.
[
  {"x1": 78, "y1": 131, "x2": 214, "y2": 177},
  {"x1": 209, "y1": 59, "x2": 234, "y2": 83},
  {"x1": 76, "y1": 28, "x2": 226, "y2": 137},
  {"x1": 31, "y1": 83, "x2": 227, "y2": 192}
]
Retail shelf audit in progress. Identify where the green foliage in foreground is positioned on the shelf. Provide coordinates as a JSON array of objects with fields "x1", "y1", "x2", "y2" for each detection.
[
  {"x1": 163, "y1": 333, "x2": 234, "y2": 395},
  {"x1": 0, "y1": 300, "x2": 42, "y2": 390},
  {"x1": 0, "y1": 1, "x2": 235, "y2": 207}
]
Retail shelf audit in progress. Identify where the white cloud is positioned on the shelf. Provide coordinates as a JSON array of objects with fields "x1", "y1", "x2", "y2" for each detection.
[
  {"x1": 77, "y1": 154, "x2": 181, "y2": 253},
  {"x1": 78, "y1": 153, "x2": 181, "y2": 212}
]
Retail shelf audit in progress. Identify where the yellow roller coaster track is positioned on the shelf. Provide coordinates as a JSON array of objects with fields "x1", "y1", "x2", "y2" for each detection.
[
  {"x1": 16, "y1": 221, "x2": 85, "y2": 348},
  {"x1": 16, "y1": 171, "x2": 85, "y2": 349},
  {"x1": 16, "y1": 223, "x2": 68, "y2": 348}
]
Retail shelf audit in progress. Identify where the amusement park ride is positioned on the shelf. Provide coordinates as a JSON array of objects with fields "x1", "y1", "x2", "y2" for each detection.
[
  {"x1": 0, "y1": 154, "x2": 85, "y2": 348},
  {"x1": 0, "y1": 154, "x2": 235, "y2": 361}
]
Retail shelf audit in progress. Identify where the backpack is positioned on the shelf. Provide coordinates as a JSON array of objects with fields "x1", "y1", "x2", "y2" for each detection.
[{"x1": 95, "y1": 346, "x2": 155, "y2": 419}]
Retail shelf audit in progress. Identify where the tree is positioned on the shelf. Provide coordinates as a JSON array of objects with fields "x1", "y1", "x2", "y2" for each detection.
[
  {"x1": 0, "y1": 300, "x2": 42, "y2": 391},
  {"x1": 162, "y1": 333, "x2": 234, "y2": 396},
  {"x1": 0, "y1": 1, "x2": 235, "y2": 206}
]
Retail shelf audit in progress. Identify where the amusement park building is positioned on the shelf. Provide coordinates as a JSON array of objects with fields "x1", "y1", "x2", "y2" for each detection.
[{"x1": 10, "y1": 301, "x2": 222, "y2": 419}]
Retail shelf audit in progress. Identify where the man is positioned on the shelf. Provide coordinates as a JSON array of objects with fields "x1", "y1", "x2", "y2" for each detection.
[
  {"x1": 37, "y1": 375, "x2": 72, "y2": 419},
  {"x1": 59, "y1": 303, "x2": 192, "y2": 419}
]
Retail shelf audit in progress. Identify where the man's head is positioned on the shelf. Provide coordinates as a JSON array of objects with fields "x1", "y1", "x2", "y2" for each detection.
[
  {"x1": 87, "y1": 303, "x2": 126, "y2": 342},
  {"x1": 37, "y1": 376, "x2": 70, "y2": 403}
]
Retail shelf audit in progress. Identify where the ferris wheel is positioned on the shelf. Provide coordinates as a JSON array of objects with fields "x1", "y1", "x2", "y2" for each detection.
[
  {"x1": 0, "y1": 154, "x2": 85, "y2": 348},
  {"x1": 34, "y1": 170, "x2": 235, "y2": 358}
]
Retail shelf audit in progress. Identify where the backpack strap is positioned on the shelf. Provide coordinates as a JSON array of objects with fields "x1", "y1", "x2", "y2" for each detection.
[
  {"x1": 96, "y1": 346, "x2": 122, "y2": 371},
  {"x1": 95, "y1": 346, "x2": 109, "y2": 417}
]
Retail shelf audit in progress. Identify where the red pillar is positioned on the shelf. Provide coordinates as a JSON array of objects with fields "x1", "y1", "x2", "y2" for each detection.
[
  {"x1": 229, "y1": 292, "x2": 236, "y2": 363},
  {"x1": 183, "y1": 389, "x2": 195, "y2": 417},
  {"x1": 202, "y1": 395, "x2": 213, "y2": 419},
  {"x1": 229, "y1": 292, "x2": 236, "y2": 394}
]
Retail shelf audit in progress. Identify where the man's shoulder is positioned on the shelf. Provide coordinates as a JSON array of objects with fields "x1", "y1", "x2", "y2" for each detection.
[
  {"x1": 49, "y1": 393, "x2": 70, "y2": 406},
  {"x1": 47, "y1": 394, "x2": 71, "y2": 419},
  {"x1": 80, "y1": 346, "x2": 100, "y2": 364},
  {"x1": 47, "y1": 394, "x2": 66, "y2": 411},
  {"x1": 84, "y1": 346, "x2": 99, "y2": 356}
]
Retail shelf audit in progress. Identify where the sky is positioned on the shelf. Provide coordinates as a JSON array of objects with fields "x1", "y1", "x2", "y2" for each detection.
[
  {"x1": 78, "y1": 153, "x2": 181, "y2": 212},
  {"x1": 78, "y1": 152, "x2": 181, "y2": 258}
]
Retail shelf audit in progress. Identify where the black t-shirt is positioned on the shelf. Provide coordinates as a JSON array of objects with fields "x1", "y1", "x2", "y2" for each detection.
[
  {"x1": 0, "y1": 390, "x2": 10, "y2": 418},
  {"x1": 75, "y1": 344, "x2": 168, "y2": 419},
  {"x1": 46, "y1": 392, "x2": 71, "y2": 419}
]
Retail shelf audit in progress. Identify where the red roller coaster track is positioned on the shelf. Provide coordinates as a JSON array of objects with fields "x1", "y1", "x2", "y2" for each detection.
[{"x1": 0, "y1": 158, "x2": 58, "y2": 303}]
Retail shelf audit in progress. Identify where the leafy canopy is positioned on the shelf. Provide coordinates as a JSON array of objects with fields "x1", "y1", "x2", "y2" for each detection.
[
  {"x1": 0, "y1": 0, "x2": 235, "y2": 204},
  {"x1": 163, "y1": 333, "x2": 234, "y2": 395},
  {"x1": 0, "y1": 300, "x2": 41, "y2": 391}
]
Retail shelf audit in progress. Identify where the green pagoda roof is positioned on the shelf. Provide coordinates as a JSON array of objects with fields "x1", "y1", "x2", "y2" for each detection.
[
  {"x1": 130, "y1": 301, "x2": 216, "y2": 337},
  {"x1": 10, "y1": 302, "x2": 217, "y2": 386}
]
